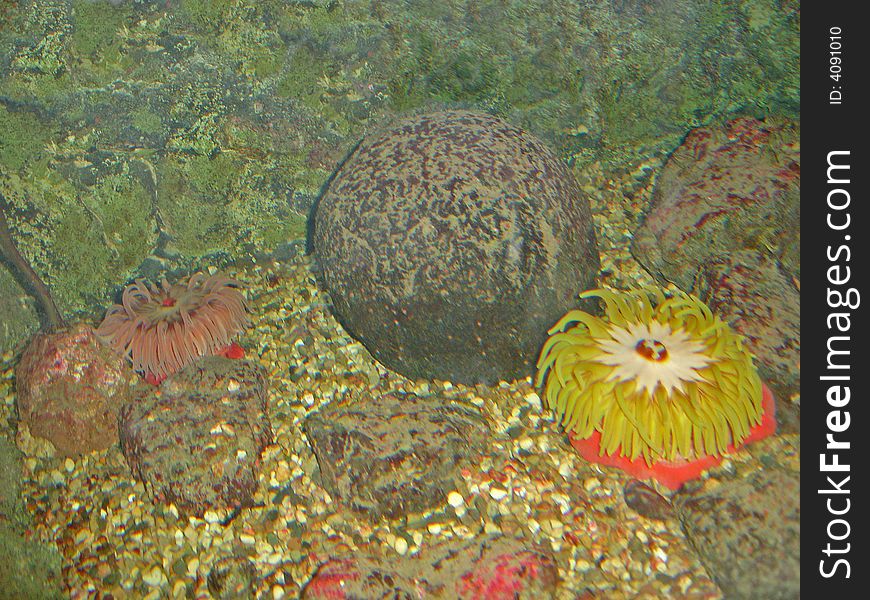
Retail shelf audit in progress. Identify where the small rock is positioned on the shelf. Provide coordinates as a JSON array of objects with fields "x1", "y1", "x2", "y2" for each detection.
[
  {"x1": 119, "y1": 357, "x2": 272, "y2": 516},
  {"x1": 207, "y1": 556, "x2": 257, "y2": 600},
  {"x1": 303, "y1": 392, "x2": 490, "y2": 520},
  {"x1": 447, "y1": 491, "x2": 465, "y2": 508},
  {"x1": 623, "y1": 480, "x2": 674, "y2": 521}
]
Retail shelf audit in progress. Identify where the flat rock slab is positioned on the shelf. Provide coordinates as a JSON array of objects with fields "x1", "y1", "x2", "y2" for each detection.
[
  {"x1": 675, "y1": 467, "x2": 800, "y2": 600},
  {"x1": 304, "y1": 392, "x2": 491, "y2": 520},
  {"x1": 303, "y1": 535, "x2": 558, "y2": 599},
  {"x1": 119, "y1": 357, "x2": 272, "y2": 516}
]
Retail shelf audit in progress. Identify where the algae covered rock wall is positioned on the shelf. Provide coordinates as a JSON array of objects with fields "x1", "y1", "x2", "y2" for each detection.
[{"x1": 0, "y1": 0, "x2": 798, "y2": 352}]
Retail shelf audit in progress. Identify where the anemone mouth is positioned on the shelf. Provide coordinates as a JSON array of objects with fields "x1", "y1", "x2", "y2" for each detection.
[
  {"x1": 96, "y1": 272, "x2": 249, "y2": 380},
  {"x1": 595, "y1": 319, "x2": 714, "y2": 398},
  {"x1": 535, "y1": 286, "x2": 765, "y2": 466}
]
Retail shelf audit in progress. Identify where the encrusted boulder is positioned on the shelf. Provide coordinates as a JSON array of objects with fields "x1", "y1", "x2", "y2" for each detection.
[
  {"x1": 313, "y1": 110, "x2": 599, "y2": 384},
  {"x1": 119, "y1": 357, "x2": 272, "y2": 516},
  {"x1": 15, "y1": 323, "x2": 132, "y2": 456},
  {"x1": 304, "y1": 392, "x2": 491, "y2": 520},
  {"x1": 632, "y1": 117, "x2": 800, "y2": 290}
]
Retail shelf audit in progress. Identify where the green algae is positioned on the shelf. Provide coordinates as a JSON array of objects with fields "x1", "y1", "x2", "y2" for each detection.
[
  {"x1": 69, "y1": 0, "x2": 131, "y2": 60},
  {"x1": 0, "y1": 104, "x2": 58, "y2": 171},
  {"x1": 0, "y1": 0, "x2": 799, "y2": 352},
  {"x1": 156, "y1": 151, "x2": 313, "y2": 258},
  {"x1": 9, "y1": 0, "x2": 70, "y2": 77},
  {"x1": 1, "y1": 155, "x2": 155, "y2": 324},
  {"x1": 0, "y1": 267, "x2": 40, "y2": 354}
]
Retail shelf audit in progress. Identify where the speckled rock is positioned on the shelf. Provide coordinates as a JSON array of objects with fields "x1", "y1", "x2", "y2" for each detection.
[
  {"x1": 303, "y1": 535, "x2": 558, "y2": 599},
  {"x1": 696, "y1": 250, "x2": 800, "y2": 432},
  {"x1": 304, "y1": 392, "x2": 491, "y2": 520},
  {"x1": 14, "y1": 323, "x2": 132, "y2": 456},
  {"x1": 312, "y1": 110, "x2": 599, "y2": 384},
  {"x1": 631, "y1": 117, "x2": 800, "y2": 426},
  {"x1": 632, "y1": 116, "x2": 800, "y2": 290},
  {"x1": 119, "y1": 357, "x2": 272, "y2": 516},
  {"x1": 675, "y1": 466, "x2": 800, "y2": 600}
]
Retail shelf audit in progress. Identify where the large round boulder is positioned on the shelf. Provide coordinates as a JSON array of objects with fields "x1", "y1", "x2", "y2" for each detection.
[{"x1": 312, "y1": 110, "x2": 599, "y2": 384}]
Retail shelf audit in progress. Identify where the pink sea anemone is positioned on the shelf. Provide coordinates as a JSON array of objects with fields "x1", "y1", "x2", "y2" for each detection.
[{"x1": 96, "y1": 272, "x2": 249, "y2": 381}]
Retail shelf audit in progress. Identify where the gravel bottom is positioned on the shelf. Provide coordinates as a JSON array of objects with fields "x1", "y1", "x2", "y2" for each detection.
[{"x1": 1, "y1": 156, "x2": 799, "y2": 599}]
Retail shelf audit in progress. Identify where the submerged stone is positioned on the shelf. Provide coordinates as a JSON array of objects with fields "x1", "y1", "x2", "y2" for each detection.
[
  {"x1": 675, "y1": 466, "x2": 800, "y2": 600},
  {"x1": 15, "y1": 323, "x2": 132, "y2": 456},
  {"x1": 119, "y1": 357, "x2": 272, "y2": 516},
  {"x1": 313, "y1": 110, "x2": 599, "y2": 384},
  {"x1": 304, "y1": 392, "x2": 491, "y2": 520}
]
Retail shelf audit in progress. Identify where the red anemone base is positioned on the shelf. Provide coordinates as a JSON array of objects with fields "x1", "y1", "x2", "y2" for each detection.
[
  {"x1": 568, "y1": 383, "x2": 778, "y2": 490},
  {"x1": 142, "y1": 341, "x2": 246, "y2": 386}
]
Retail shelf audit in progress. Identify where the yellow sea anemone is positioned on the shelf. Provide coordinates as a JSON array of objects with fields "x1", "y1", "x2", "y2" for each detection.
[{"x1": 535, "y1": 287, "x2": 764, "y2": 466}]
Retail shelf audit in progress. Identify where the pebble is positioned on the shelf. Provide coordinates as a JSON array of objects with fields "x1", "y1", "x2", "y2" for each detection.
[
  {"x1": 584, "y1": 477, "x2": 601, "y2": 492},
  {"x1": 447, "y1": 491, "x2": 465, "y2": 508},
  {"x1": 518, "y1": 436, "x2": 534, "y2": 451},
  {"x1": 489, "y1": 487, "x2": 509, "y2": 501},
  {"x1": 142, "y1": 566, "x2": 167, "y2": 587},
  {"x1": 240, "y1": 533, "x2": 256, "y2": 545}
]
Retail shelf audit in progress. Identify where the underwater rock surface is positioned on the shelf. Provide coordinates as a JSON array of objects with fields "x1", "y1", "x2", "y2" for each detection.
[
  {"x1": 0, "y1": 0, "x2": 799, "y2": 353},
  {"x1": 632, "y1": 117, "x2": 799, "y2": 291},
  {"x1": 120, "y1": 357, "x2": 272, "y2": 516},
  {"x1": 697, "y1": 250, "x2": 800, "y2": 431},
  {"x1": 632, "y1": 117, "x2": 800, "y2": 425},
  {"x1": 313, "y1": 110, "x2": 599, "y2": 384},
  {"x1": 675, "y1": 466, "x2": 800, "y2": 600},
  {"x1": 15, "y1": 323, "x2": 132, "y2": 456},
  {"x1": 304, "y1": 391, "x2": 491, "y2": 521}
]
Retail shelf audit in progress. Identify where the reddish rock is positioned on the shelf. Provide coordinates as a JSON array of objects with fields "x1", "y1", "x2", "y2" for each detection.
[
  {"x1": 15, "y1": 323, "x2": 132, "y2": 456},
  {"x1": 303, "y1": 536, "x2": 558, "y2": 599},
  {"x1": 631, "y1": 117, "x2": 800, "y2": 429},
  {"x1": 632, "y1": 117, "x2": 800, "y2": 291}
]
